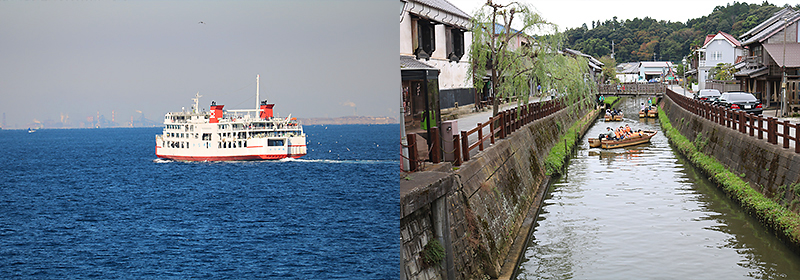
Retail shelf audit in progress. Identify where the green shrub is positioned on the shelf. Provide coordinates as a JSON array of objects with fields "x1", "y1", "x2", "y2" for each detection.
[{"x1": 421, "y1": 239, "x2": 445, "y2": 267}]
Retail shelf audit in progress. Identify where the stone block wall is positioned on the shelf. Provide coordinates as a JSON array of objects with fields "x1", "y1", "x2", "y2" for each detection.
[
  {"x1": 450, "y1": 101, "x2": 592, "y2": 278},
  {"x1": 661, "y1": 95, "x2": 800, "y2": 206},
  {"x1": 400, "y1": 100, "x2": 594, "y2": 280}
]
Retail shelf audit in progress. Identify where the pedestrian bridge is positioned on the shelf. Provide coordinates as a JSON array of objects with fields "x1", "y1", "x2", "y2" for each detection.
[{"x1": 597, "y1": 83, "x2": 666, "y2": 96}]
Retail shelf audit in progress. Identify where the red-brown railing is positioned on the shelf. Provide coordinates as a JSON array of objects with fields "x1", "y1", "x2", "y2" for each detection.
[
  {"x1": 457, "y1": 98, "x2": 566, "y2": 164},
  {"x1": 666, "y1": 88, "x2": 800, "y2": 153}
]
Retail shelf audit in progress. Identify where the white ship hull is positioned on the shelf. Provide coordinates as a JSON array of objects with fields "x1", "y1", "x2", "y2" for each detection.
[{"x1": 156, "y1": 135, "x2": 306, "y2": 161}]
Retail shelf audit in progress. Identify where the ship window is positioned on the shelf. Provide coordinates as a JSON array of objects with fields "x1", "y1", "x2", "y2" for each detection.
[
  {"x1": 202, "y1": 133, "x2": 211, "y2": 141},
  {"x1": 268, "y1": 139, "x2": 284, "y2": 146}
]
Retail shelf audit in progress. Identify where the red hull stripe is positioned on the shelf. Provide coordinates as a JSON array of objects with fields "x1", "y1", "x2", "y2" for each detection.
[
  {"x1": 247, "y1": 146, "x2": 263, "y2": 148},
  {"x1": 156, "y1": 153, "x2": 306, "y2": 161}
]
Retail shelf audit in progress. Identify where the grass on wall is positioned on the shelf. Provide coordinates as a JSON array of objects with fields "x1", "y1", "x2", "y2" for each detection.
[{"x1": 658, "y1": 106, "x2": 800, "y2": 246}]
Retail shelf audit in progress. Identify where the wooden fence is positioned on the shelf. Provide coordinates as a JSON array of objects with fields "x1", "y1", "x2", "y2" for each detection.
[
  {"x1": 457, "y1": 99, "x2": 566, "y2": 164},
  {"x1": 403, "y1": 98, "x2": 568, "y2": 172},
  {"x1": 705, "y1": 80, "x2": 742, "y2": 93},
  {"x1": 666, "y1": 88, "x2": 800, "y2": 153}
]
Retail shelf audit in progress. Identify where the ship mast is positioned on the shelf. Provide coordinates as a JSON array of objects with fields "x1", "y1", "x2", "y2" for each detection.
[
  {"x1": 192, "y1": 92, "x2": 202, "y2": 113},
  {"x1": 256, "y1": 74, "x2": 260, "y2": 109}
]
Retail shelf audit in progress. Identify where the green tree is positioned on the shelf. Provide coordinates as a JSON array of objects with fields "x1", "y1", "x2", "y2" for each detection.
[
  {"x1": 709, "y1": 63, "x2": 737, "y2": 80},
  {"x1": 469, "y1": 0, "x2": 597, "y2": 116},
  {"x1": 599, "y1": 55, "x2": 619, "y2": 84}
]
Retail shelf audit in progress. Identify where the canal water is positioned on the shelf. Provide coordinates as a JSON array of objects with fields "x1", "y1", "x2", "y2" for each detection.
[{"x1": 516, "y1": 98, "x2": 800, "y2": 279}]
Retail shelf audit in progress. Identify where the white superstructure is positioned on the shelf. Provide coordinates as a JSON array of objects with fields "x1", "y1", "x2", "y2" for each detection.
[{"x1": 155, "y1": 76, "x2": 307, "y2": 161}]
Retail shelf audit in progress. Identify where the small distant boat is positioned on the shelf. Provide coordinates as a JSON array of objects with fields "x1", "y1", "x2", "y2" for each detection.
[
  {"x1": 604, "y1": 112, "x2": 623, "y2": 121},
  {"x1": 647, "y1": 107, "x2": 658, "y2": 118},
  {"x1": 27, "y1": 128, "x2": 35, "y2": 133},
  {"x1": 588, "y1": 130, "x2": 657, "y2": 149},
  {"x1": 639, "y1": 106, "x2": 658, "y2": 118}
]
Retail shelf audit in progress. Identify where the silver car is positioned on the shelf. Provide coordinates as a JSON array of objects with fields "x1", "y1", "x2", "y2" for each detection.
[{"x1": 695, "y1": 89, "x2": 721, "y2": 103}]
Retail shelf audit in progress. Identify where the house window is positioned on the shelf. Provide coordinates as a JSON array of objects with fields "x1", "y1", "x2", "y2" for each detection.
[
  {"x1": 446, "y1": 28, "x2": 465, "y2": 62},
  {"x1": 415, "y1": 18, "x2": 435, "y2": 60},
  {"x1": 711, "y1": 51, "x2": 722, "y2": 61}
]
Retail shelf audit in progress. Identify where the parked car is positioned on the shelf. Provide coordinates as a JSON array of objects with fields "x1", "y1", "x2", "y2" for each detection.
[
  {"x1": 695, "y1": 89, "x2": 721, "y2": 103},
  {"x1": 715, "y1": 92, "x2": 763, "y2": 115}
]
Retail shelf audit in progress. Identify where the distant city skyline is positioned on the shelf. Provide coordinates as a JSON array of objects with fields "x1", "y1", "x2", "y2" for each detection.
[{"x1": 0, "y1": 1, "x2": 398, "y2": 129}]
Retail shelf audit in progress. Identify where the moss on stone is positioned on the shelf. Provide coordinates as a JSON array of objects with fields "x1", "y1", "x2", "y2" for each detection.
[{"x1": 658, "y1": 106, "x2": 800, "y2": 247}]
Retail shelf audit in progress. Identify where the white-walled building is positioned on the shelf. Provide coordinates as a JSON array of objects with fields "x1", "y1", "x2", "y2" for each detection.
[
  {"x1": 400, "y1": 0, "x2": 472, "y2": 135},
  {"x1": 639, "y1": 61, "x2": 676, "y2": 82},
  {"x1": 695, "y1": 31, "x2": 744, "y2": 89}
]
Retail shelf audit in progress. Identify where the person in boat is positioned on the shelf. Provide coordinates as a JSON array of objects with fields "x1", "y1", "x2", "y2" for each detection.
[
  {"x1": 625, "y1": 124, "x2": 632, "y2": 134},
  {"x1": 620, "y1": 126, "x2": 633, "y2": 139},
  {"x1": 600, "y1": 127, "x2": 615, "y2": 140}
]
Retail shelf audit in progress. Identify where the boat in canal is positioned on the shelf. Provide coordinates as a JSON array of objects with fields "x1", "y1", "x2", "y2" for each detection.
[
  {"x1": 604, "y1": 112, "x2": 623, "y2": 121},
  {"x1": 647, "y1": 107, "x2": 658, "y2": 118},
  {"x1": 588, "y1": 130, "x2": 657, "y2": 149},
  {"x1": 639, "y1": 106, "x2": 658, "y2": 118},
  {"x1": 155, "y1": 75, "x2": 307, "y2": 161}
]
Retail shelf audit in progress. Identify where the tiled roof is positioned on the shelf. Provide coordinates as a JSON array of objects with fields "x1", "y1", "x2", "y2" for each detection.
[
  {"x1": 400, "y1": 55, "x2": 437, "y2": 70},
  {"x1": 640, "y1": 61, "x2": 671, "y2": 68},
  {"x1": 405, "y1": 0, "x2": 471, "y2": 29},
  {"x1": 563, "y1": 48, "x2": 604, "y2": 68},
  {"x1": 740, "y1": 8, "x2": 796, "y2": 39},
  {"x1": 741, "y1": 8, "x2": 800, "y2": 45},
  {"x1": 702, "y1": 32, "x2": 742, "y2": 49},
  {"x1": 763, "y1": 43, "x2": 800, "y2": 67},
  {"x1": 412, "y1": 0, "x2": 470, "y2": 19},
  {"x1": 616, "y1": 62, "x2": 639, "y2": 74},
  {"x1": 703, "y1": 34, "x2": 715, "y2": 47}
]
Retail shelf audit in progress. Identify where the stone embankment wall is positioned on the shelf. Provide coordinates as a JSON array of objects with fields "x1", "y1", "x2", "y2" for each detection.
[
  {"x1": 401, "y1": 100, "x2": 596, "y2": 280},
  {"x1": 661, "y1": 96, "x2": 800, "y2": 202},
  {"x1": 660, "y1": 94, "x2": 800, "y2": 249}
]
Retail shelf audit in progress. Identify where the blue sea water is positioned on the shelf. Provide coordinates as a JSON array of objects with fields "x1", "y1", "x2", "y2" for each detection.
[{"x1": 0, "y1": 124, "x2": 399, "y2": 279}]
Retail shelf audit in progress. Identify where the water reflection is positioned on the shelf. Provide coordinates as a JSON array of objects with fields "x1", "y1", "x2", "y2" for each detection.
[{"x1": 517, "y1": 98, "x2": 800, "y2": 279}]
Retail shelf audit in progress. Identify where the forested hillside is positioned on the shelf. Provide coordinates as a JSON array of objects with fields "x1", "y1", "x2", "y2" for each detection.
[{"x1": 562, "y1": 2, "x2": 795, "y2": 63}]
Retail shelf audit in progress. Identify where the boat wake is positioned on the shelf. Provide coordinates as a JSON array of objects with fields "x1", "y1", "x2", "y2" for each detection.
[
  {"x1": 152, "y1": 158, "x2": 174, "y2": 163},
  {"x1": 283, "y1": 158, "x2": 397, "y2": 164}
]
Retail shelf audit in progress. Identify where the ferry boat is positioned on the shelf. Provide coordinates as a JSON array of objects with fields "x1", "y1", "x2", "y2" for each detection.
[{"x1": 155, "y1": 75, "x2": 307, "y2": 161}]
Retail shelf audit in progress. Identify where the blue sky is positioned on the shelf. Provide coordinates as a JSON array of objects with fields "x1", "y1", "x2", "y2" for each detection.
[{"x1": 0, "y1": 0, "x2": 399, "y2": 128}]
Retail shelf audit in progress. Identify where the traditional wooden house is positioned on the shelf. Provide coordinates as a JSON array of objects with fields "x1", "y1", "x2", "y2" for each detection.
[{"x1": 735, "y1": 7, "x2": 800, "y2": 110}]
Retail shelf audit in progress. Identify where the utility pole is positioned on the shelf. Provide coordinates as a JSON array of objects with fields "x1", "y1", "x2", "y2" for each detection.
[
  {"x1": 611, "y1": 40, "x2": 615, "y2": 59},
  {"x1": 781, "y1": 16, "x2": 788, "y2": 116}
]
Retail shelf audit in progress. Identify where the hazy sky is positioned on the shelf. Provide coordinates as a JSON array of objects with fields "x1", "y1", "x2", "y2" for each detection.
[
  {"x1": 449, "y1": 0, "x2": 797, "y2": 32},
  {"x1": 1, "y1": 0, "x2": 398, "y2": 128}
]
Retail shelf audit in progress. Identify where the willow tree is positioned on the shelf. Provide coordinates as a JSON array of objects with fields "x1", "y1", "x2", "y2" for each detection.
[{"x1": 469, "y1": 0, "x2": 598, "y2": 116}]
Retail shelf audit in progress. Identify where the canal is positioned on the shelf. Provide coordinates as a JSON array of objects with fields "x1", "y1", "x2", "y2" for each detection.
[{"x1": 516, "y1": 97, "x2": 800, "y2": 279}]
